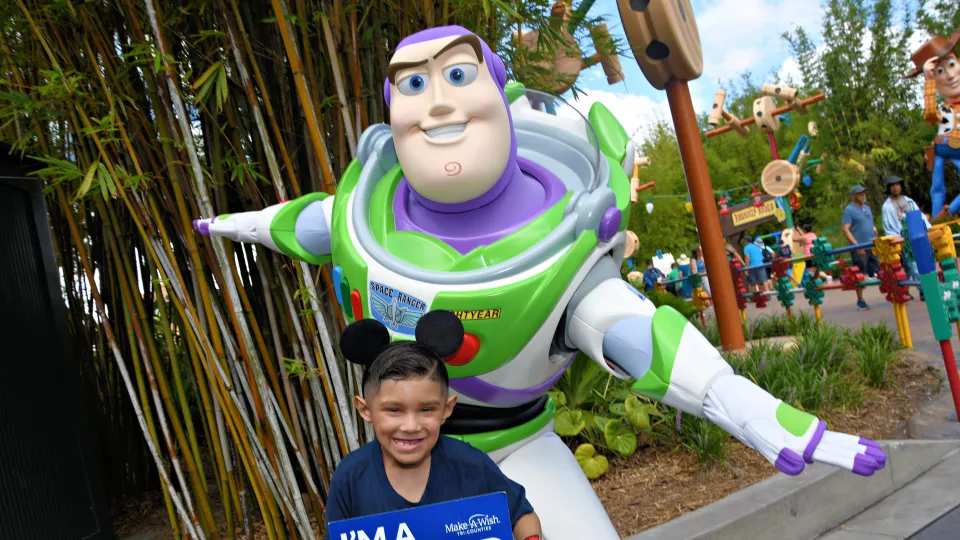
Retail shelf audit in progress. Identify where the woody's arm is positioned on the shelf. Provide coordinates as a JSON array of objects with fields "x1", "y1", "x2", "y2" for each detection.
[{"x1": 924, "y1": 79, "x2": 941, "y2": 125}]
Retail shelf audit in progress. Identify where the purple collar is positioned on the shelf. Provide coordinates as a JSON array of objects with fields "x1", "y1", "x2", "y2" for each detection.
[{"x1": 393, "y1": 157, "x2": 567, "y2": 254}]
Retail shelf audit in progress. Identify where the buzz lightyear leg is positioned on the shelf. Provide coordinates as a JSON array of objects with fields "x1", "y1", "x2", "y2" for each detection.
[
  {"x1": 192, "y1": 193, "x2": 335, "y2": 264},
  {"x1": 565, "y1": 260, "x2": 887, "y2": 478},
  {"x1": 496, "y1": 431, "x2": 621, "y2": 540}
]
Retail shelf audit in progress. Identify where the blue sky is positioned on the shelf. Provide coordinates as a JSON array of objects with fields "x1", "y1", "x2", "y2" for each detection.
[{"x1": 558, "y1": 0, "x2": 827, "y2": 143}]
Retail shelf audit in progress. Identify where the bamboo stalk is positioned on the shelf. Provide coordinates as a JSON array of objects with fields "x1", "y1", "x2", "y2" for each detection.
[{"x1": 267, "y1": 0, "x2": 339, "y2": 192}]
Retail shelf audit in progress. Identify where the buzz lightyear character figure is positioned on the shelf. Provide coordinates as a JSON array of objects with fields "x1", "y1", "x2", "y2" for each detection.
[{"x1": 194, "y1": 26, "x2": 886, "y2": 539}]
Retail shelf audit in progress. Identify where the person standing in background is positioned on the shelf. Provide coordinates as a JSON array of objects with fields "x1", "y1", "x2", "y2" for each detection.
[
  {"x1": 742, "y1": 236, "x2": 768, "y2": 293},
  {"x1": 691, "y1": 248, "x2": 710, "y2": 296},
  {"x1": 881, "y1": 176, "x2": 929, "y2": 300},
  {"x1": 842, "y1": 185, "x2": 879, "y2": 310},
  {"x1": 677, "y1": 254, "x2": 693, "y2": 298}
]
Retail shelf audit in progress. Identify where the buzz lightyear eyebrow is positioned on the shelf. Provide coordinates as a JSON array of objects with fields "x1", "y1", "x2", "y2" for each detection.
[{"x1": 387, "y1": 35, "x2": 484, "y2": 83}]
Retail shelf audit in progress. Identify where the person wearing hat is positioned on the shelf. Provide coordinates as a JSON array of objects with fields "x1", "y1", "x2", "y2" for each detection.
[
  {"x1": 881, "y1": 176, "x2": 929, "y2": 299},
  {"x1": 842, "y1": 185, "x2": 879, "y2": 310},
  {"x1": 906, "y1": 29, "x2": 960, "y2": 220}
]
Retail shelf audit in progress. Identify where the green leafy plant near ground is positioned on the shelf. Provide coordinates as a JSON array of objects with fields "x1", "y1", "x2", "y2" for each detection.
[
  {"x1": 553, "y1": 315, "x2": 904, "y2": 477},
  {"x1": 550, "y1": 353, "x2": 663, "y2": 479}
]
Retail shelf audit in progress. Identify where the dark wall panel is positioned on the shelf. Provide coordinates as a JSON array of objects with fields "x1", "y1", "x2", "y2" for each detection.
[{"x1": 0, "y1": 177, "x2": 112, "y2": 540}]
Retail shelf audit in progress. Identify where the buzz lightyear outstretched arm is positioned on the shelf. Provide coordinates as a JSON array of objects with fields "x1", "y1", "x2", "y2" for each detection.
[
  {"x1": 565, "y1": 262, "x2": 887, "y2": 477},
  {"x1": 192, "y1": 192, "x2": 334, "y2": 265}
]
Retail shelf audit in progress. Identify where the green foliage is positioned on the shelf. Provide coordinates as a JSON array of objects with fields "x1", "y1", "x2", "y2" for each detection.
[
  {"x1": 626, "y1": 0, "x2": 958, "y2": 261},
  {"x1": 550, "y1": 354, "x2": 662, "y2": 478},
  {"x1": 850, "y1": 322, "x2": 900, "y2": 387},
  {"x1": 641, "y1": 288, "x2": 701, "y2": 322},
  {"x1": 658, "y1": 408, "x2": 730, "y2": 468}
]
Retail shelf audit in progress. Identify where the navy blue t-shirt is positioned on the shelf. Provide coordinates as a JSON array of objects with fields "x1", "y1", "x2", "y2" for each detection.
[{"x1": 324, "y1": 436, "x2": 534, "y2": 539}]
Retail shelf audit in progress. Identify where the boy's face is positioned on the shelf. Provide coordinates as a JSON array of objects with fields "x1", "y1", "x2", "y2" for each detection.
[{"x1": 355, "y1": 377, "x2": 457, "y2": 467}]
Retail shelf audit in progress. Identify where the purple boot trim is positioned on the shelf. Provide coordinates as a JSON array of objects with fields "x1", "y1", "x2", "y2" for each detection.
[
  {"x1": 858, "y1": 437, "x2": 882, "y2": 450},
  {"x1": 775, "y1": 448, "x2": 805, "y2": 475},
  {"x1": 193, "y1": 217, "x2": 213, "y2": 236},
  {"x1": 864, "y1": 446, "x2": 887, "y2": 469},
  {"x1": 803, "y1": 420, "x2": 827, "y2": 464},
  {"x1": 852, "y1": 454, "x2": 879, "y2": 476}
]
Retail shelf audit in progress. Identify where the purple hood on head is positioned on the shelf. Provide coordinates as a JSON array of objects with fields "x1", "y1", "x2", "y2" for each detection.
[{"x1": 383, "y1": 26, "x2": 521, "y2": 213}]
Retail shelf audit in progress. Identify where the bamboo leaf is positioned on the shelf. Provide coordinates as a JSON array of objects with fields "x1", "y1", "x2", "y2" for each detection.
[
  {"x1": 192, "y1": 60, "x2": 223, "y2": 90},
  {"x1": 76, "y1": 160, "x2": 99, "y2": 200},
  {"x1": 481, "y1": 0, "x2": 490, "y2": 17}
]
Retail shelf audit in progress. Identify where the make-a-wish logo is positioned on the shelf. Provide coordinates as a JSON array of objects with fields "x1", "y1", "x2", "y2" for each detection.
[
  {"x1": 368, "y1": 281, "x2": 427, "y2": 335},
  {"x1": 444, "y1": 514, "x2": 502, "y2": 536},
  {"x1": 339, "y1": 523, "x2": 415, "y2": 540}
]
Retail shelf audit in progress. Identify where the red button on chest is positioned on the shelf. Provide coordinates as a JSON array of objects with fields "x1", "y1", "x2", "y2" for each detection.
[{"x1": 444, "y1": 333, "x2": 480, "y2": 366}]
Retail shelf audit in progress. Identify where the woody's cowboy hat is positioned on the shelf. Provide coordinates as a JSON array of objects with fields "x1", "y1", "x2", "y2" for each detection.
[{"x1": 905, "y1": 30, "x2": 960, "y2": 78}]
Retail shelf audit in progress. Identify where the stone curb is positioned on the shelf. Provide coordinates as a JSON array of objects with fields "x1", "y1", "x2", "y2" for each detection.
[{"x1": 625, "y1": 440, "x2": 960, "y2": 540}]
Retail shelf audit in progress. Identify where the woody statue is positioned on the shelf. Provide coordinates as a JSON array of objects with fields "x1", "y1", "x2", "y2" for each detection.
[{"x1": 908, "y1": 30, "x2": 960, "y2": 220}]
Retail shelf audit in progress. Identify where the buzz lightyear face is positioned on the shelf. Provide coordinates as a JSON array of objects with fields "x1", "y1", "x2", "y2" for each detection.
[
  {"x1": 387, "y1": 34, "x2": 512, "y2": 205},
  {"x1": 934, "y1": 52, "x2": 960, "y2": 100}
]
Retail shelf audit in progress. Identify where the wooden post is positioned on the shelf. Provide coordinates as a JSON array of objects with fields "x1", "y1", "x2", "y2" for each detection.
[{"x1": 666, "y1": 79, "x2": 746, "y2": 351}]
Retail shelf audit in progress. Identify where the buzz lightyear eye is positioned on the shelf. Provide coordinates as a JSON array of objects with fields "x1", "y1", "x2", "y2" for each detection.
[
  {"x1": 443, "y1": 63, "x2": 478, "y2": 86},
  {"x1": 398, "y1": 73, "x2": 429, "y2": 96}
]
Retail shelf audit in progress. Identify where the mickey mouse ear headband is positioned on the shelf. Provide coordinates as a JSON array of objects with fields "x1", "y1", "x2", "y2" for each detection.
[{"x1": 339, "y1": 310, "x2": 465, "y2": 366}]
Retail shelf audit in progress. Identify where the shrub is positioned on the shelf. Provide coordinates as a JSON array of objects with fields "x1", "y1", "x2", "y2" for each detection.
[
  {"x1": 643, "y1": 288, "x2": 701, "y2": 321},
  {"x1": 653, "y1": 407, "x2": 730, "y2": 469},
  {"x1": 550, "y1": 354, "x2": 662, "y2": 479}
]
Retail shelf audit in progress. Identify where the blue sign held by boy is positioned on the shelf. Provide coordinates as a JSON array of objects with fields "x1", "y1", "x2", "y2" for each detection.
[{"x1": 327, "y1": 492, "x2": 514, "y2": 540}]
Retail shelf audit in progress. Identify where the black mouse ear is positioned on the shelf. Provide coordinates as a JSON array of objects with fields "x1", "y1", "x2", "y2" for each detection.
[
  {"x1": 340, "y1": 319, "x2": 391, "y2": 366},
  {"x1": 414, "y1": 310, "x2": 464, "y2": 358}
]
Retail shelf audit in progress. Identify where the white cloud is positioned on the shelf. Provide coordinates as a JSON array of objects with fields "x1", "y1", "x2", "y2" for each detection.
[
  {"x1": 777, "y1": 55, "x2": 803, "y2": 85},
  {"x1": 561, "y1": 89, "x2": 673, "y2": 148},
  {"x1": 695, "y1": 0, "x2": 824, "y2": 92}
]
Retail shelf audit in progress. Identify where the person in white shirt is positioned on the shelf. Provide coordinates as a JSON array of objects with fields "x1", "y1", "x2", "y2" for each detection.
[{"x1": 881, "y1": 176, "x2": 929, "y2": 299}]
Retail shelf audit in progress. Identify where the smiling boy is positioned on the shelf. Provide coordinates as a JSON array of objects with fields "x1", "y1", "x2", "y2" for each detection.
[{"x1": 324, "y1": 316, "x2": 542, "y2": 540}]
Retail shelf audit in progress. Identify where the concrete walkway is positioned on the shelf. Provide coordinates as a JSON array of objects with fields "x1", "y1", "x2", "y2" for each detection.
[{"x1": 817, "y1": 448, "x2": 960, "y2": 539}]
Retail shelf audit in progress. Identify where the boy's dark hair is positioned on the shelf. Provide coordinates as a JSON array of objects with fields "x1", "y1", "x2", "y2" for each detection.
[
  {"x1": 671, "y1": 262, "x2": 678, "y2": 268},
  {"x1": 645, "y1": 258, "x2": 654, "y2": 266},
  {"x1": 361, "y1": 341, "x2": 449, "y2": 397},
  {"x1": 339, "y1": 310, "x2": 464, "y2": 398}
]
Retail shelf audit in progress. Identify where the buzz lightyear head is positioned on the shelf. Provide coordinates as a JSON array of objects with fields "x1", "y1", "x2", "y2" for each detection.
[{"x1": 384, "y1": 26, "x2": 516, "y2": 209}]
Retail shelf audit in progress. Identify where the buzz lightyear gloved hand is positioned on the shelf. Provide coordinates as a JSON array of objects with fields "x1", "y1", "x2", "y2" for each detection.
[
  {"x1": 567, "y1": 277, "x2": 886, "y2": 477},
  {"x1": 702, "y1": 374, "x2": 885, "y2": 476}
]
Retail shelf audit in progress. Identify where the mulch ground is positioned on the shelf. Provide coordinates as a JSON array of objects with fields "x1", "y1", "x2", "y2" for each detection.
[
  {"x1": 593, "y1": 350, "x2": 943, "y2": 538},
  {"x1": 112, "y1": 352, "x2": 941, "y2": 540}
]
